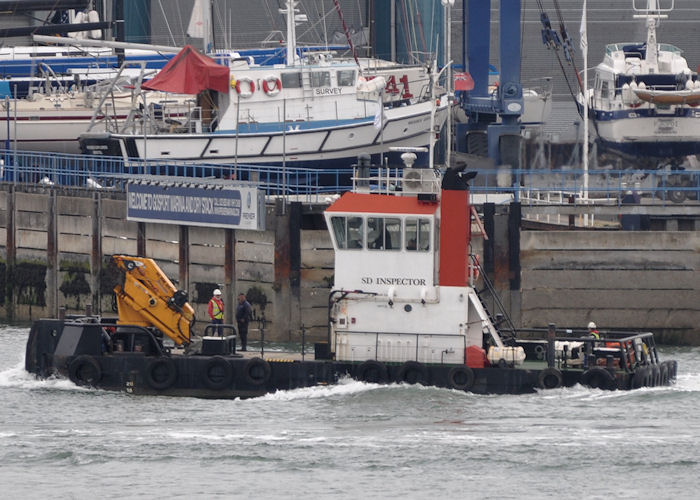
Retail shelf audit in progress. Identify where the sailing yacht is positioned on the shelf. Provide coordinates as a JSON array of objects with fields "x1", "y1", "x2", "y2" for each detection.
[{"x1": 79, "y1": 1, "x2": 447, "y2": 169}]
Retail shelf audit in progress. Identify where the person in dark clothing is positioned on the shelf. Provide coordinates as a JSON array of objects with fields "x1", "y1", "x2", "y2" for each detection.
[{"x1": 236, "y1": 293, "x2": 253, "y2": 351}]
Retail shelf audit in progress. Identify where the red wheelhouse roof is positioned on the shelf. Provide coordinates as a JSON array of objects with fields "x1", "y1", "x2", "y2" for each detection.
[{"x1": 326, "y1": 192, "x2": 439, "y2": 215}]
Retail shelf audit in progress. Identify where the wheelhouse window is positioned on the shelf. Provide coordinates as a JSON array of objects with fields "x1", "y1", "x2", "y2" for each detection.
[
  {"x1": 281, "y1": 72, "x2": 302, "y2": 89},
  {"x1": 311, "y1": 71, "x2": 331, "y2": 87},
  {"x1": 601, "y1": 81, "x2": 610, "y2": 99},
  {"x1": 337, "y1": 70, "x2": 355, "y2": 87},
  {"x1": 405, "y1": 218, "x2": 431, "y2": 251},
  {"x1": 331, "y1": 216, "x2": 363, "y2": 249},
  {"x1": 367, "y1": 217, "x2": 401, "y2": 251}
]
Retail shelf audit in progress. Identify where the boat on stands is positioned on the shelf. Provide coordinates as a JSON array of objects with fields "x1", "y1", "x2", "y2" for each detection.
[
  {"x1": 24, "y1": 155, "x2": 678, "y2": 398},
  {"x1": 78, "y1": 1, "x2": 445, "y2": 169},
  {"x1": 584, "y1": 0, "x2": 700, "y2": 158},
  {"x1": 0, "y1": 75, "x2": 194, "y2": 154}
]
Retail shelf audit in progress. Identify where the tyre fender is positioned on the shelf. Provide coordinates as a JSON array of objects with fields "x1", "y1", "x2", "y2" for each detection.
[
  {"x1": 581, "y1": 366, "x2": 617, "y2": 390},
  {"x1": 243, "y1": 357, "x2": 271, "y2": 386},
  {"x1": 145, "y1": 357, "x2": 177, "y2": 390},
  {"x1": 447, "y1": 366, "x2": 475, "y2": 391},
  {"x1": 68, "y1": 355, "x2": 102, "y2": 386},
  {"x1": 659, "y1": 363, "x2": 670, "y2": 386},
  {"x1": 630, "y1": 366, "x2": 650, "y2": 389},
  {"x1": 203, "y1": 356, "x2": 234, "y2": 390},
  {"x1": 538, "y1": 367, "x2": 563, "y2": 389},
  {"x1": 651, "y1": 364, "x2": 661, "y2": 387},
  {"x1": 356, "y1": 360, "x2": 388, "y2": 383},
  {"x1": 396, "y1": 361, "x2": 428, "y2": 385}
]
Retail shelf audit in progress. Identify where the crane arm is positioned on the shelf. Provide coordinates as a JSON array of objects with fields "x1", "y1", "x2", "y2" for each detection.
[{"x1": 112, "y1": 255, "x2": 195, "y2": 345}]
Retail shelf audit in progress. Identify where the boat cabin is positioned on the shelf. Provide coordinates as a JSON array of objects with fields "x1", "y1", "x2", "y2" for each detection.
[{"x1": 325, "y1": 168, "x2": 504, "y2": 365}]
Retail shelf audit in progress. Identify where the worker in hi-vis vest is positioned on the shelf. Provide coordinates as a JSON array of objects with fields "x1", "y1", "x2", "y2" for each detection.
[{"x1": 208, "y1": 289, "x2": 225, "y2": 335}]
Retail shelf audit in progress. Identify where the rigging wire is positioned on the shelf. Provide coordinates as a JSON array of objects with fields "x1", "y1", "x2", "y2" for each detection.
[{"x1": 535, "y1": 0, "x2": 582, "y2": 118}]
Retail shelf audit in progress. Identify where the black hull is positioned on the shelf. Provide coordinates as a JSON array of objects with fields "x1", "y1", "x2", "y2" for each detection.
[{"x1": 25, "y1": 319, "x2": 678, "y2": 398}]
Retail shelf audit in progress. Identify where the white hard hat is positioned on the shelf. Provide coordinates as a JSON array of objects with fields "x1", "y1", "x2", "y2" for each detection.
[
  {"x1": 588, "y1": 321, "x2": 596, "y2": 329},
  {"x1": 213, "y1": 289, "x2": 222, "y2": 296}
]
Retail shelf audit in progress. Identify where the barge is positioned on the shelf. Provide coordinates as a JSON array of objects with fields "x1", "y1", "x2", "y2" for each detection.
[{"x1": 25, "y1": 162, "x2": 677, "y2": 397}]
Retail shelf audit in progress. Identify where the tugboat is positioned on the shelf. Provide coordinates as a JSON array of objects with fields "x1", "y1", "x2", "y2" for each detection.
[{"x1": 25, "y1": 161, "x2": 677, "y2": 397}]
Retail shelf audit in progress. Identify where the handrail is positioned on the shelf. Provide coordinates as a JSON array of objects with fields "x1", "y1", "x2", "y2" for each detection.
[{"x1": 2, "y1": 148, "x2": 700, "y2": 204}]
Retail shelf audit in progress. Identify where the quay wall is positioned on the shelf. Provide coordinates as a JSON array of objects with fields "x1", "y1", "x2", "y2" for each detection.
[
  {"x1": 0, "y1": 186, "x2": 333, "y2": 343},
  {"x1": 518, "y1": 231, "x2": 700, "y2": 345},
  {"x1": 1, "y1": 186, "x2": 699, "y2": 345}
]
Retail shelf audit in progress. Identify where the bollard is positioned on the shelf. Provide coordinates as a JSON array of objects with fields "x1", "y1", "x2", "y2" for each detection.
[
  {"x1": 546, "y1": 323, "x2": 556, "y2": 368},
  {"x1": 606, "y1": 355, "x2": 615, "y2": 369},
  {"x1": 58, "y1": 307, "x2": 66, "y2": 320},
  {"x1": 85, "y1": 303, "x2": 92, "y2": 317}
]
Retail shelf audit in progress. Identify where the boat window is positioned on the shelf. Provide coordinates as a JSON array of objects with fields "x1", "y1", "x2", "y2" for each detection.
[
  {"x1": 368, "y1": 217, "x2": 401, "y2": 251},
  {"x1": 331, "y1": 216, "x2": 364, "y2": 249},
  {"x1": 347, "y1": 217, "x2": 363, "y2": 248},
  {"x1": 281, "y1": 72, "x2": 302, "y2": 89},
  {"x1": 405, "y1": 218, "x2": 431, "y2": 251},
  {"x1": 311, "y1": 71, "x2": 331, "y2": 87},
  {"x1": 337, "y1": 70, "x2": 355, "y2": 87},
  {"x1": 601, "y1": 81, "x2": 610, "y2": 99}
]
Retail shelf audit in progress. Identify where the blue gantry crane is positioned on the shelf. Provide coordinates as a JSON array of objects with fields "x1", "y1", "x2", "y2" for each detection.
[{"x1": 455, "y1": 0, "x2": 524, "y2": 168}]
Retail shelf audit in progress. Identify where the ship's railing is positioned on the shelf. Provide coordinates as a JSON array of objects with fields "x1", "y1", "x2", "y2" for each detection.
[{"x1": 1, "y1": 149, "x2": 699, "y2": 205}]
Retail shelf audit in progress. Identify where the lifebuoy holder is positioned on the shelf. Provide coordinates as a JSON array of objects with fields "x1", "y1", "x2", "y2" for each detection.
[{"x1": 262, "y1": 75, "x2": 282, "y2": 96}]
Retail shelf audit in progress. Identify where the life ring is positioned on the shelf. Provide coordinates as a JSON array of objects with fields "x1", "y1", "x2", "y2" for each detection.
[
  {"x1": 630, "y1": 366, "x2": 650, "y2": 389},
  {"x1": 447, "y1": 366, "x2": 474, "y2": 391},
  {"x1": 356, "y1": 360, "x2": 388, "y2": 383},
  {"x1": 538, "y1": 367, "x2": 563, "y2": 389},
  {"x1": 262, "y1": 75, "x2": 282, "y2": 96},
  {"x1": 234, "y1": 76, "x2": 255, "y2": 98},
  {"x1": 243, "y1": 357, "x2": 271, "y2": 386},
  {"x1": 68, "y1": 355, "x2": 102, "y2": 386},
  {"x1": 581, "y1": 367, "x2": 617, "y2": 390},
  {"x1": 396, "y1": 361, "x2": 428, "y2": 385},
  {"x1": 203, "y1": 356, "x2": 234, "y2": 390},
  {"x1": 145, "y1": 357, "x2": 177, "y2": 390},
  {"x1": 469, "y1": 254, "x2": 481, "y2": 282}
]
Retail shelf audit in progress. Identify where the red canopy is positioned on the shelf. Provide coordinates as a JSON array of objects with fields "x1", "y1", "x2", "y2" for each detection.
[{"x1": 141, "y1": 45, "x2": 230, "y2": 94}]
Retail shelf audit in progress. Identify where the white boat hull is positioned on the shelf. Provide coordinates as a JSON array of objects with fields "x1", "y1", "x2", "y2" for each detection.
[{"x1": 82, "y1": 100, "x2": 449, "y2": 166}]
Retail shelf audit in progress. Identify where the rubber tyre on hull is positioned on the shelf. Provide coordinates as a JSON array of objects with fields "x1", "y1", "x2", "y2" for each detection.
[
  {"x1": 203, "y1": 356, "x2": 234, "y2": 390},
  {"x1": 447, "y1": 366, "x2": 475, "y2": 391},
  {"x1": 651, "y1": 364, "x2": 661, "y2": 387},
  {"x1": 145, "y1": 357, "x2": 177, "y2": 390},
  {"x1": 538, "y1": 367, "x2": 563, "y2": 389},
  {"x1": 581, "y1": 367, "x2": 617, "y2": 390},
  {"x1": 396, "y1": 361, "x2": 428, "y2": 385},
  {"x1": 68, "y1": 355, "x2": 102, "y2": 386},
  {"x1": 243, "y1": 357, "x2": 271, "y2": 386},
  {"x1": 668, "y1": 360, "x2": 678, "y2": 380},
  {"x1": 356, "y1": 360, "x2": 388, "y2": 384},
  {"x1": 630, "y1": 366, "x2": 651, "y2": 389},
  {"x1": 659, "y1": 363, "x2": 670, "y2": 386}
]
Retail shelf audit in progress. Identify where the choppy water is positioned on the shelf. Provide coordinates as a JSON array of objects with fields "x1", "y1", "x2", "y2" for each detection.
[{"x1": 2, "y1": 325, "x2": 699, "y2": 499}]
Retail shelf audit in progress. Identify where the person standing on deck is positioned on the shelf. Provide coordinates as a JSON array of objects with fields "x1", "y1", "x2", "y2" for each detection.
[
  {"x1": 208, "y1": 289, "x2": 225, "y2": 335},
  {"x1": 236, "y1": 293, "x2": 253, "y2": 351}
]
